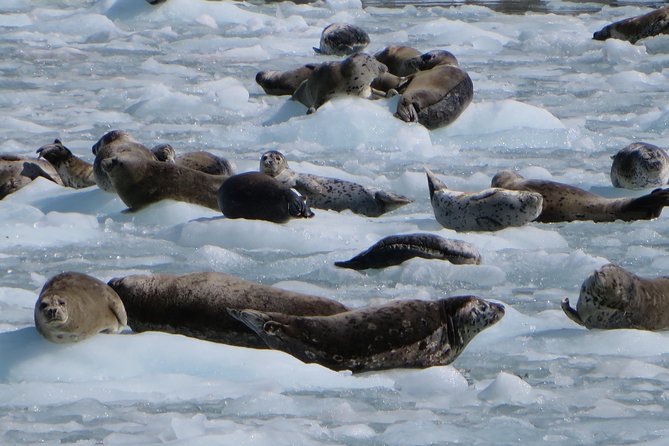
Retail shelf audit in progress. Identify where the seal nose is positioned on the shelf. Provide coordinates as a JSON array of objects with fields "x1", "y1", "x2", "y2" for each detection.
[{"x1": 47, "y1": 307, "x2": 58, "y2": 319}]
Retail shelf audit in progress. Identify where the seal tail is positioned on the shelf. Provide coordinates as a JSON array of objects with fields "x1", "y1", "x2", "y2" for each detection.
[
  {"x1": 425, "y1": 168, "x2": 447, "y2": 199},
  {"x1": 374, "y1": 190, "x2": 413, "y2": 212},
  {"x1": 561, "y1": 298, "x2": 584, "y2": 326},
  {"x1": 622, "y1": 188, "x2": 669, "y2": 220},
  {"x1": 287, "y1": 189, "x2": 315, "y2": 219}
]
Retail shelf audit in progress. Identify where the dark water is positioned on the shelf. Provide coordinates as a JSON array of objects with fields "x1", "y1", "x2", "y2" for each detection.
[{"x1": 360, "y1": 0, "x2": 667, "y2": 13}]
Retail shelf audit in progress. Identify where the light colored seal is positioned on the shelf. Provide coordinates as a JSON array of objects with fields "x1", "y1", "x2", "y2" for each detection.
[
  {"x1": 260, "y1": 150, "x2": 412, "y2": 217},
  {"x1": 0, "y1": 154, "x2": 63, "y2": 199},
  {"x1": 335, "y1": 233, "x2": 481, "y2": 270},
  {"x1": 610, "y1": 142, "x2": 669, "y2": 190},
  {"x1": 151, "y1": 143, "x2": 234, "y2": 176},
  {"x1": 229, "y1": 295, "x2": 505, "y2": 373},
  {"x1": 395, "y1": 64, "x2": 474, "y2": 129},
  {"x1": 218, "y1": 171, "x2": 314, "y2": 223},
  {"x1": 108, "y1": 272, "x2": 349, "y2": 348},
  {"x1": 562, "y1": 263, "x2": 669, "y2": 330},
  {"x1": 36, "y1": 139, "x2": 96, "y2": 189},
  {"x1": 313, "y1": 23, "x2": 370, "y2": 56},
  {"x1": 374, "y1": 45, "x2": 422, "y2": 77},
  {"x1": 34, "y1": 272, "x2": 127, "y2": 344},
  {"x1": 491, "y1": 169, "x2": 669, "y2": 223},
  {"x1": 92, "y1": 130, "x2": 157, "y2": 193},
  {"x1": 426, "y1": 168, "x2": 543, "y2": 232},
  {"x1": 292, "y1": 52, "x2": 388, "y2": 114},
  {"x1": 593, "y1": 6, "x2": 669, "y2": 44},
  {"x1": 255, "y1": 64, "x2": 317, "y2": 96}
]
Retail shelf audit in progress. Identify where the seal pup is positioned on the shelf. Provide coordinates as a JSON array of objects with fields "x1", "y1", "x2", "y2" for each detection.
[
  {"x1": 92, "y1": 130, "x2": 157, "y2": 193},
  {"x1": 35, "y1": 272, "x2": 127, "y2": 344},
  {"x1": 260, "y1": 150, "x2": 412, "y2": 217},
  {"x1": 101, "y1": 155, "x2": 227, "y2": 211},
  {"x1": 229, "y1": 296, "x2": 505, "y2": 373},
  {"x1": 610, "y1": 142, "x2": 669, "y2": 190},
  {"x1": 36, "y1": 139, "x2": 96, "y2": 189},
  {"x1": 374, "y1": 45, "x2": 422, "y2": 77},
  {"x1": 0, "y1": 154, "x2": 63, "y2": 199},
  {"x1": 593, "y1": 6, "x2": 669, "y2": 44},
  {"x1": 395, "y1": 64, "x2": 474, "y2": 129},
  {"x1": 255, "y1": 64, "x2": 317, "y2": 96},
  {"x1": 218, "y1": 171, "x2": 314, "y2": 223},
  {"x1": 335, "y1": 233, "x2": 481, "y2": 270},
  {"x1": 292, "y1": 52, "x2": 388, "y2": 114},
  {"x1": 313, "y1": 23, "x2": 370, "y2": 56},
  {"x1": 491, "y1": 170, "x2": 669, "y2": 223},
  {"x1": 426, "y1": 168, "x2": 543, "y2": 232},
  {"x1": 151, "y1": 143, "x2": 234, "y2": 176},
  {"x1": 108, "y1": 272, "x2": 349, "y2": 348},
  {"x1": 562, "y1": 263, "x2": 669, "y2": 330}
]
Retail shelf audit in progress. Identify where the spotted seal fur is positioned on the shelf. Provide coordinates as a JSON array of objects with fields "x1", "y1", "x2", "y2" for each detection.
[
  {"x1": 593, "y1": 6, "x2": 669, "y2": 44},
  {"x1": 313, "y1": 23, "x2": 370, "y2": 56},
  {"x1": 610, "y1": 142, "x2": 669, "y2": 190},
  {"x1": 256, "y1": 64, "x2": 317, "y2": 96}
]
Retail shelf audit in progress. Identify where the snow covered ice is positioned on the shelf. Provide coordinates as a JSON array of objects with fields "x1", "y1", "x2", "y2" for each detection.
[{"x1": 2, "y1": 0, "x2": 669, "y2": 444}]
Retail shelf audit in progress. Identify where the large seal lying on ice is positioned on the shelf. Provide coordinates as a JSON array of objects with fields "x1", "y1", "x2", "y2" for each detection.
[
  {"x1": 35, "y1": 272, "x2": 127, "y2": 343},
  {"x1": 92, "y1": 130, "x2": 157, "y2": 193},
  {"x1": 610, "y1": 142, "x2": 669, "y2": 190},
  {"x1": 36, "y1": 139, "x2": 96, "y2": 189},
  {"x1": 108, "y1": 272, "x2": 349, "y2": 348},
  {"x1": 562, "y1": 263, "x2": 669, "y2": 330},
  {"x1": 229, "y1": 295, "x2": 505, "y2": 372},
  {"x1": 593, "y1": 6, "x2": 669, "y2": 44},
  {"x1": 256, "y1": 64, "x2": 317, "y2": 96},
  {"x1": 491, "y1": 169, "x2": 669, "y2": 223}
]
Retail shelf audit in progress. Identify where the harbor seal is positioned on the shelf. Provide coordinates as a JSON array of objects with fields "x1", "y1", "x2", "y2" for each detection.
[
  {"x1": 229, "y1": 295, "x2": 505, "y2": 372},
  {"x1": 0, "y1": 154, "x2": 63, "y2": 199},
  {"x1": 313, "y1": 23, "x2": 370, "y2": 56},
  {"x1": 292, "y1": 52, "x2": 388, "y2": 114},
  {"x1": 260, "y1": 150, "x2": 412, "y2": 217},
  {"x1": 395, "y1": 64, "x2": 474, "y2": 129},
  {"x1": 101, "y1": 155, "x2": 227, "y2": 211},
  {"x1": 36, "y1": 139, "x2": 96, "y2": 189},
  {"x1": 34, "y1": 272, "x2": 127, "y2": 344},
  {"x1": 151, "y1": 143, "x2": 234, "y2": 176},
  {"x1": 108, "y1": 272, "x2": 349, "y2": 348},
  {"x1": 562, "y1": 263, "x2": 669, "y2": 330},
  {"x1": 403, "y1": 49, "x2": 459, "y2": 71},
  {"x1": 256, "y1": 64, "x2": 317, "y2": 96},
  {"x1": 374, "y1": 45, "x2": 422, "y2": 77},
  {"x1": 426, "y1": 168, "x2": 543, "y2": 232},
  {"x1": 92, "y1": 130, "x2": 157, "y2": 193},
  {"x1": 218, "y1": 171, "x2": 314, "y2": 223},
  {"x1": 593, "y1": 6, "x2": 669, "y2": 44},
  {"x1": 491, "y1": 169, "x2": 669, "y2": 223},
  {"x1": 335, "y1": 233, "x2": 481, "y2": 270},
  {"x1": 610, "y1": 142, "x2": 669, "y2": 190}
]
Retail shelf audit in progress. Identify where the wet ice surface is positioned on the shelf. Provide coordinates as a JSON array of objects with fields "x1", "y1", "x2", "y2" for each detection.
[{"x1": 2, "y1": 0, "x2": 669, "y2": 444}]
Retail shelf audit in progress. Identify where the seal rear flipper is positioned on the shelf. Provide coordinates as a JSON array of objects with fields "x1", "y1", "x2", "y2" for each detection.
[
  {"x1": 621, "y1": 187, "x2": 669, "y2": 220},
  {"x1": 561, "y1": 298, "x2": 585, "y2": 326},
  {"x1": 374, "y1": 190, "x2": 413, "y2": 210},
  {"x1": 425, "y1": 168, "x2": 447, "y2": 198},
  {"x1": 287, "y1": 189, "x2": 315, "y2": 219}
]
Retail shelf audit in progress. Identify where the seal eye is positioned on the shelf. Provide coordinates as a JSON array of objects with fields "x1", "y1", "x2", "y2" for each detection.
[
  {"x1": 39, "y1": 302, "x2": 48, "y2": 310},
  {"x1": 58, "y1": 299, "x2": 66, "y2": 305}
]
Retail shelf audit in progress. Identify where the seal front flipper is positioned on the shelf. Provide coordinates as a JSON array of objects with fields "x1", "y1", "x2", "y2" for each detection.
[
  {"x1": 287, "y1": 189, "x2": 315, "y2": 219},
  {"x1": 561, "y1": 298, "x2": 584, "y2": 326}
]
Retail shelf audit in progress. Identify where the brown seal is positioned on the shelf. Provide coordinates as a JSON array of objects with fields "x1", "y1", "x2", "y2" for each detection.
[
  {"x1": 0, "y1": 154, "x2": 63, "y2": 199},
  {"x1": 562, "y1": 263, "x2": 669, "y2": 330},
  {"x1": 255, "y1": 64, "x2": 317, "y2": 96},
  {"x1": 491, "y1": 169, "x2": 669, "y2": 223},
  {"x1": 92, "y1": 130, "x2": 157, "y2": 193},
  {"x1": 229, "y1": 296, "x2": 505, "y2": 372},
  {"x1": 34, "y1": 272, "x2": 127, "y2": 343},
  {"x1": 36, "y1": 139, "x2": 96, "y2": 189},
  {"x1": 151, "y1": 143, "x2": 234, "y2": 176},
  {"x1": 374, "y1": 45, "x2": 422, "y2": 77},
  {"x1": 108, "y1": 272, "x2": 349, "y2": 348},
  {"x1": 593, "y1": 6, "x2": 669, "y2": 44}
]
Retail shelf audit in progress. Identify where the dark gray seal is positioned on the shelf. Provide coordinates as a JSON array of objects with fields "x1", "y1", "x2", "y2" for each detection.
[
  {"x1": 218, "y1": 171, "x2": 314, "y2": 223},
  {"x1": 229, "y1": 295, "x2": 505, "y2": 372},
  {"x1": 292, "y1": 52, "x2": 388, "y2": 114},
  {"x1": 260, "y1": 150, "x2": 412, "y2": 217},
  {"x1": 256, "y1": 64, "x2": 317, "y2": 96},
  {"x1": 562, "y1": 263, "x2": 669, "y2": 330},
  {"x1": 151, "y1": 143, "x2": 234, "y2": 176},
  {"x1": 101, "y1": 155, "x2": 227, "y2": 211},
  {"x1": 593, "y1": 6, "x2": 669, "y2": 44},
  {"x1": 335, "y1": 233, "x2": 481, "y2": 270},
  {"x1": 36, "y1": 139, "x2": 96, "y2": 189},
  {"x1": 0, "y1": 154, "x2": 63, "y2": 199},
  {"x1": 313, "y1": 23, "x2": 370, "y2": 56},
  {"x1": 427, "y1": 168, "x2": 543, "y2": 232},
  {"x1": 491, "y1": 169, "x2": 669, "y2": 223},
  {"x1": 108, "y1": 272, "x2": 349, "y2": 348},
  {"x1": 35, "y1": 272, "x2": 127, "y2": 344},
  {"x1": 92, "y1": 130, "x2": 157, "y2": 193},
  {"x1": 610, "y1": 142, "x2": 669, "y2": 190}
]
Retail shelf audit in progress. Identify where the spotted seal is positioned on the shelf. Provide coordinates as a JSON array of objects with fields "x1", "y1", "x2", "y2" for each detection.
[
  {"x1": 218, "y1": 171, "x2": 314, "y2": 223},
  {"x1": 593, "y1": 6, "x2": 669, "y2": 44},
  {"x1": 313, "y1": 23, "x2": 370, "y2": 56},
  {"x1": 229, "y1": 295, "x2": 505, "y2": 372},
  {"x1": 260, "y1": 150, "x2": 412, "y2": 217},
  {"x1": 151, "y1": 143, "x2": 234, "y2": 176},
  {"x1": 562, "y1": 263, "x2": 669, "y2": 330},
  {"x1": 491, "y1": 169, "x2": 669, "y2": 223},
  {"x1": 92, "y1": 130, "x2": 157, "y2": 193},
  {"x1": 0, "y1": 154, "x2": 63, "y2": 199},
  {"x1": 255, "y1": 64, "x2": 317, "y2": 96},
  {"x1": 292, "y1": 52, "x2": 388, "y2": 114},
  {"x1": 426, "y1": 168, "x2": 543, "y2": 232},
  {"x1": 610, "y1": 142, "x2": 669, "y2": 190},
  {"x1": 335, "y1": 233, "x2": 481, "y2": 270},
  {"x1": 108, "y1": 272, "x2": 349, "y2": 348},
  {"x1": 36, "y1": 139, "x2": 96, "y2": 189},
  {"x1": 34, "y1": 272, "x2": 127, "y2": 344}
]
